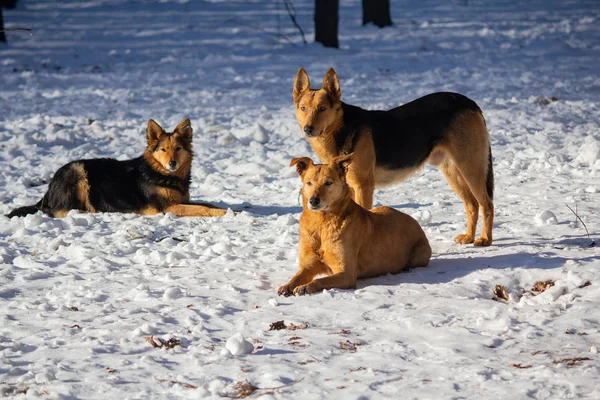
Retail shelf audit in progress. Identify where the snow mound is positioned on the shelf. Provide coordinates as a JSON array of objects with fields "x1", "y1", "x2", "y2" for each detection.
[
  {"x1": 224, "y1": 333, "x2": 254, "y2": 356},
  {"x1": 162, "y1": 287, "x2": 184, "y2": 301},
  {"x1": 230, "y1": 122, "x2": 270, "y2": 144},
  {"x1": 411, "y1": 209, "x2": 432, "y2": 224},
  {"x1": 534, "y1": 210, "x2": 558, "y2": 225},
  {"x1": 575, "y1": 140, "x2": 600, "y2": 167}
]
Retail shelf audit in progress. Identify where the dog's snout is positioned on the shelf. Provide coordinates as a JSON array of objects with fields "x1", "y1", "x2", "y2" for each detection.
[
  {"x1": 304, "y1": 125, "x2": 315, "y2": 135},
  {"x1": 169, "y1": 160, "x2": 177, "y2": 168},
  {"x1": 309, "y1": 196, "x2": 320, "y2": 207}
]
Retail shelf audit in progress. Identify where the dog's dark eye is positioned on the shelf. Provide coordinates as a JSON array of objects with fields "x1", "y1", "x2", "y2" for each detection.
[
  {"x1": 319, "y1": 107, "x2": 326, "y2": 112},
  {"x1": 306, "y1": 181, "x2": 312, "y2": 186},
  {"x1": 325, "y1": 181, "x2": 333, "y2": 186},
  {"x1": 160, "y1": 148, "x2": 166, "y2": 152},
  {"x1": 300, "y1": 106, "x2": 306, "y2": 112},
  {"x1": 175, "y1": 146, "x2": 182, "y2": 152}
]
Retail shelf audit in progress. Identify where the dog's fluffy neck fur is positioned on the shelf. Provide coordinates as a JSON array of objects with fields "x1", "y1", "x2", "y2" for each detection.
[
  {"x1": 142, "y1": 148, "x2": 192, "y2": 182},
  {"x1": 141, "y1": 150, "x2": 192, "y2": 200},
  {"x1": 306, "y1": 104, "x2": 345, "y2": 163}
]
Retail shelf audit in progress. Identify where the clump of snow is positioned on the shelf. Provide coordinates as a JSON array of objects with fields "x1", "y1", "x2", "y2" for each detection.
[
  {"x1": 275, "y1": 214, "x2": 297, "y2": 226},
  {"x1": 23, "y1": 214, "x2": 44, "y2": 229},
  {"x1": 411, "y1": 209, "x2": 432, "y2": 224},
  {"x1": 230, "y1": 123, "x2": 270, "y2": 145},
  {"x1": 224, "y1": 333, "x2": 254, "y2": 356},
  {"x1": 162, "y1": 287, "x2": 184, "y2": 300},
  {"x1": 34, "y1": 371, "x2": 56, "y2": 384},
  {"x1": 575, "y1": 139, "x2": 600, "y2": 167},
  {"x1": 534, "y1": 210, "x2": 558, "y2": 225},
  {"x1": 211, "y1": 241, "x2": 231, "y2": 255}
]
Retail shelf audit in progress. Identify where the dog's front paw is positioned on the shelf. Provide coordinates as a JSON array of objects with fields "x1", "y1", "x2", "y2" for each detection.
[
  {"x1": 454, "y1": 234, "x2": 474, "y2": 244},
  {"x1": 292, "y1": 283, "x2": 316, "y2": 296},
  {"x1": 277, "y1": 284, "x2": 295, "y2": 297},
  {"x1": 473, "y1": 237, "x2": 492, "y2": 247}
]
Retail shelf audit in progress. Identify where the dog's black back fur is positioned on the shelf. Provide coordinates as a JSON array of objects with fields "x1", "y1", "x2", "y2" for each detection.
[
  {"x1": 337, "y1": 92, "x2": 482, "y2": 170},
  {"x1": 7, "y1": 157, "x2": 190, "y2": 218}
]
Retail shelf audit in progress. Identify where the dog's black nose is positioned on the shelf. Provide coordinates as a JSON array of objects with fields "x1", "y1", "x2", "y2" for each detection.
[
  {"x1": 169, "y1": 160, "x2": 177, "y2": 168},
  {"x1": 304, "y1": 125, "x2": 314, "y2": 135},
  {"x1": 309, "y1": 197, "x2": 320, "y2": 207}
]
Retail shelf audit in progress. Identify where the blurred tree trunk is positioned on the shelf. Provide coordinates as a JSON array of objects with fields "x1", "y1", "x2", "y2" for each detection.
[
  {"x1": 1, "y1": 0, "x2": 18, "y2": 43},
  {"x1": 0, "y1": 8, "x2": 5, "y2": 43},
  {"x1": 362, "y1": 0, "x2": 392, "y2": 27},
  {"x1": 315, "y1": 0, "x2": 338, "y2": 48}
]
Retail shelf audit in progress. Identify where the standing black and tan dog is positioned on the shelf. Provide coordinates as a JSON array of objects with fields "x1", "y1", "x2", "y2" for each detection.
[
  {"x1": 278, "y1": 154, "x2": 431, "y2": 296},
  {"x1": 293, "y1": 68, "x2": 494, "y2": 246},
  {"x1": 7, "y1": 119, "x2": 226, "y2": 218}
]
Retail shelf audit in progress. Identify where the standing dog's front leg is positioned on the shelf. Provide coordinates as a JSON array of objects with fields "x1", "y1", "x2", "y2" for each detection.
[
  {"x1": 345, "y1": 132, "x2": 376, "y2": 209},
  {"x1": 350, "y1": 181, "x2": 374, "y2": 210},
  {"x1": 346, "y1": 170, "x2": 375, "y2": 209},
  {"x1": 346, "y1": 158, "x2": 375, "y2": 210}
]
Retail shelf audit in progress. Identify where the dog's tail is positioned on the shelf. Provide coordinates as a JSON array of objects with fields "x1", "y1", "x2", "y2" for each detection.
[
  {"x1": 6, "y1": 198, "x2": 45, "y2": 218},
  {"x1": 486, "y1": 145, "x2": 494, "y2": 200}
]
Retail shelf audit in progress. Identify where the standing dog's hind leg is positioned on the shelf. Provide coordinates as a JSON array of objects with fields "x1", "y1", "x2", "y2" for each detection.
[
  {"x1": 460, "y1": 168, "x2": 494, "y2": 246},
  {"x1": 451, "y1": 156, "x2": 494, "y2": 247},
  {"x1": 441, "y1": 162, "x2": 479, "y2": 244}
]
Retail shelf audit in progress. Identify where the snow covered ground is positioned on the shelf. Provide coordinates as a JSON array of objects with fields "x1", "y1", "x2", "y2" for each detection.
[{"x1": 1, "y1": 0, "x2": 600, "y2": 398}]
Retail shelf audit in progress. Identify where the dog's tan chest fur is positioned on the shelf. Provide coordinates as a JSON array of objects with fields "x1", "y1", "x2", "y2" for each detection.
[
  {"x1": 155, "y1": 186, "x2": 189, "y2": 206},
  {"x1": 301, "y1": 213, "x2": 350, "y2": 261}
]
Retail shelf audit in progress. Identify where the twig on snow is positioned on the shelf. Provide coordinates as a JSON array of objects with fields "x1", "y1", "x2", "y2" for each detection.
[
  {"x1": 223, "y1": 378, "x2": 305, "y2": 399},
  {"x1": 0, "y1": 27, "x2": 32, "y2": 35},
  {"x1": 553, "y1": 357, "x2": 591, "y2": 367},
  {"x1": 509, "y1": 363, "x2": 532, "y2": 369},
  {"x1": 492, "y1": 284, "x2": 509, "y2": 302},
  {"x1": 155, "y1": 378, "x2": 198, "y2": 389},
  {"x1": 566, "y1": 204, "x2": 595, "y2": 247}
]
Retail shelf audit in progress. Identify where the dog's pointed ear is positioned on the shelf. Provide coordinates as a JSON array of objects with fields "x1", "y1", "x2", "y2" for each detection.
[
  {"x1": 290, "y1": 156, "x2": 313, "y2": 177},
  {"x1": 147, "y1": 119, "x2": 164, "y2": 143},
  {"x1": 293, "y1": 68, "x2": 311, "y2": 104},
  {"x1": 322, "y1": 68, "x2": 341, "y2": 100},
  {"x1": 333, "y1": 153, "x2": 353, "y2": 177},
  {"x1": 175, "y1": 118, "x2": 193, "y2": 139}
]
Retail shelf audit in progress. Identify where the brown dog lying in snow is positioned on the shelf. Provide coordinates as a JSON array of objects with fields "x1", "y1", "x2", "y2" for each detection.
[{"x1": 278, "y1": 154, "x2": 432, "y2": 296}]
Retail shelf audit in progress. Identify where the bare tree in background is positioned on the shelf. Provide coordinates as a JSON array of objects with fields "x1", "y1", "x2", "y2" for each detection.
[
  {"x1": 315, "y1": 0, "x2": 338, "y2": 48},
  {"x1": 1, "y1": 0, "x2": 18, "y2": 43},
  {"x1": 0, "y1": 9, "x2": 5, "y2": 43},
  {"x1": 362, "y1": 0, "x2": 392, "y2": 27}
]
